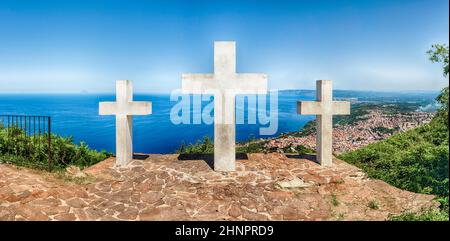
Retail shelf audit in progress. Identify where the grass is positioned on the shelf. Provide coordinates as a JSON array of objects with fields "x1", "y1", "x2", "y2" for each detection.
[
  {"x1": 331, "y1": 211, "x2": 345, "y2": 220},
  {"x1": 176, "y1": 135, "x2": 315, "y2": 155},
  {"x1": 368, "y1": 200, "x2": 379, "y2": 210},
  {"x1": 52, "y1": 171, "x2": 96, "y2": 185},
  {"x1": 331, "y1": 193, "x2": 340, "y2": 207},
  {"x1": 389, "y1": 208, "x2": 449, "y2": 221}
]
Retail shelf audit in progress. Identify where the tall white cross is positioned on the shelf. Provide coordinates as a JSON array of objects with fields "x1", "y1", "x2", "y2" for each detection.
[
  {"x1": 99, "y1": 80, "x2": 152, "y2": 167},
  {"x1": 297, "y1": 80, "x2": 350, "y2": 166},
  {"x1": 182, "y1": 41, "x2": 268, "y2": 172}
]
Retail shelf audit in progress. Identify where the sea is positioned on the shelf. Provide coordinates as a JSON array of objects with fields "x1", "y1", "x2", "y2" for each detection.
[{"x1": 0, "y1": 90, "x2": 439, "y2": 154}]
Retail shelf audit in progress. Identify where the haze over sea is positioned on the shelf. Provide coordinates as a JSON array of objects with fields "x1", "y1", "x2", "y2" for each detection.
[{"x1": 0, "y1": 90, "x2": 439, "y2": 154}]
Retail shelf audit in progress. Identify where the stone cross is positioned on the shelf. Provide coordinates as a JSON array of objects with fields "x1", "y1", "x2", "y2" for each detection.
[
  {"x1": 297, "y1": 80, "x2": 350, "y2": 166},
  {"x1": 99, "y1": 80, "x2": 152, "y2": 167},
  {"x1": 182, "y1": 41, "x2": 268, "y2": 172}
]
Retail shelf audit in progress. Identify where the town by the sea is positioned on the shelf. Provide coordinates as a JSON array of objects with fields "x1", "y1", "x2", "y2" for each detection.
[{"x1": 0, "y1": 90, "x2": 439, "y2": 154}]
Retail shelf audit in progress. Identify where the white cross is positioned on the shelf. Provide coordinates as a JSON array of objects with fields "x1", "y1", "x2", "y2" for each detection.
[
  {"x1": 99, "y1": 80, "x2": 152, "y2": 167},
  {"x1": 297, "y1": 80, "x2": 350, "y2": 166},
  {"x1": 182, "y1": 41, "x2": 268, "y2": 172}
]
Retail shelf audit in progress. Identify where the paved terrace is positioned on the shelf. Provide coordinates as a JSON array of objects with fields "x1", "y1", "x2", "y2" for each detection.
[{"x1": 0, "y1": 153, "x2": 437, "y2": 220}]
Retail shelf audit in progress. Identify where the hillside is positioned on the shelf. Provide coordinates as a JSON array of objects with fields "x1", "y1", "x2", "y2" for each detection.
[
  {"x1": 338, "y1": 42, "x2": 449, "y2": 220},
  {"x1": 226, "y1": 101, "x2": 436, "y2": 155},
  {"x1": 262, "y1": 104, "x2": 434, "y2": 154},
  {"x1": 339, "y1": 89, "x2": 449, "y2": 220}
]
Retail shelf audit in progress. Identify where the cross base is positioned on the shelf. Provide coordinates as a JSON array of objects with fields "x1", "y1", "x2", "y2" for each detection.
[
  {"x1": 214, "y1": 124, "x2": 236, "y2": 171},
  {"x1": 316, "y1": 115, "x2": 333, "y2": 166},
  {"x1": 115, "y1": 115, "x2": 133, "y2": 167}
]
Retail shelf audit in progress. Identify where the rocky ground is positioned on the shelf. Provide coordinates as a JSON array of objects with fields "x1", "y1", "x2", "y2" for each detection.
[{"x1": 0, "y1": 153, "x2": 438, "y2": 220}]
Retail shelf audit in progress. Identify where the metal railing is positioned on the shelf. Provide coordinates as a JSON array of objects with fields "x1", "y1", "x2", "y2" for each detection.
[{"x1": 0, "y1": 115, "x2": 52, "y2": 170}]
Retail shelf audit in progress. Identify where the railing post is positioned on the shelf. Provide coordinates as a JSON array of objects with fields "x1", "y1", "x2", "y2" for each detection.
[{"x1": 48, "y1": 116, "x2": 52, "y2": 171}]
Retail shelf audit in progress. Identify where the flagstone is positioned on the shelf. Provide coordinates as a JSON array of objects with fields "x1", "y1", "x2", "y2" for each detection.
[
  {"x1": 65, "y1": 198, "x2": 88, "y2": 208},
  {"x1": 28, "y1": 197, "x2": 61, "y2": 207},
  {"x1": 110, "y1": 203, "x2": 126, "y2": 213},
  {"x1": 85, "y1": 207, "x2": 105, "y2": 220},
  {"x1": 40, "y1": 205, "x2": 71, "y2": 216},
  {"x1": 228, "y1": 202, "x2": 242, "y2": 218},
  {"x1": 117, "y1": 207, "x2": 139, "y2": 220},
  {"x1": 242, "y1": 208, "x2": 269, "y2": 220},
  {"x1": 13, "y1": 204, "x2": 50, "y2": 220},
  {"x1": 139, "y1": 207, "x2": 161, "y2": 220},
  {"x1": 0, "y1": 207, "x2": 14, "y2": 220},
  {"x1": 53, "y1": 212, "x2": 76, "y2": 221},
  {"x1": 140, "y1": 191, "x2": 163, "y2": 204}
]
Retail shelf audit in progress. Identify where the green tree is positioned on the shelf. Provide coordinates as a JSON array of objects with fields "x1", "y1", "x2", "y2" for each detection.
[
  {"x1": 427, "y1": 44, "x2": 449, "y2": 77},
  {"x1": 427, "y1": 44, "x2": 449, "y2": 126}
]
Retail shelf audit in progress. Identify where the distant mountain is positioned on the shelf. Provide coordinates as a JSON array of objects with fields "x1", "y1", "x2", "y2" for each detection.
[{"x1": 278, "y1": 89, "x2": 439, "y2": 104}]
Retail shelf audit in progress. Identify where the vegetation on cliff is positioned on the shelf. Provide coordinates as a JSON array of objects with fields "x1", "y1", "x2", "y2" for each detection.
[
  {"x1": 0, "y1": 128, "x2": 110, "y2": 171},
  {"x1": 339, "y1": 115, "x2": 448, "y2": 220},
  {"x1": 176, "y1": 136, "x2": 273, "y2": 154}
]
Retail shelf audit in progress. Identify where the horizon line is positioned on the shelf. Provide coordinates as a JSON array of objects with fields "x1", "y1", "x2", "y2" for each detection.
[{"x1": 0, "y1": 88, "x2": 443, "y2": 95}]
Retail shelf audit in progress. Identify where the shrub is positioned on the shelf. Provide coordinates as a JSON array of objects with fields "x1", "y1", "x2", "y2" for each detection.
[
  {"x1": 339, "y1": 91, "x2": 449, "y2": 220},
  {"x1": 295, "y1": 145, "x2": 315, "y2": 155},
  {"x1": 176, "y1": 136, "x2": 214, "y2": 154},
  {"x1": 389, "y1": 208, "x2": 448, "y2": 221},
  {"x1": 0, "y1": 126, "x2": 111, "y2": 171},
  {"x1": 339, "y1": 120, "x2": 449, "y2": 198},
  {"x1": 368, "y1": 200, "x2": 379, "y2": 210},
  {"x1": 331, "y1": 193, "x2": 339, "y2": 207}
]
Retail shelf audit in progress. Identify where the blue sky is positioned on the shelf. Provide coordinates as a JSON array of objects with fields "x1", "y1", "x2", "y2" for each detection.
[{"x1": 0, "y1": 0, "x2": 448, "y2": 93}]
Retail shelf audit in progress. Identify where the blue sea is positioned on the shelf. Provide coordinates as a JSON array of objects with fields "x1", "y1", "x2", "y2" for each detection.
[{"x1": 0, "y1": 90, "x2": 439, "y2": 154}]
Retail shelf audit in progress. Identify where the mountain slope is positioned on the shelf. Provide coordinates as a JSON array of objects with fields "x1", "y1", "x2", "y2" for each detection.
[{"x1": 339, "y1": 108, "x2": 449, "y2": 220}]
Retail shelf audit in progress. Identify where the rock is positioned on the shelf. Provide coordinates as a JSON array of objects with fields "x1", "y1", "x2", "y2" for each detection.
[
  {"x1": 40, "y1": 206, "x2": 70, "y2": 216},
  {"x1": 242, "y1": 209, "x2": 268, "y2": 220},
  {"x1": 29, "y1": 198, "x2": 61, "y2": 207},
  {"x1": 53, "y1": 213, "x2": 77, "y2": 221},
  {"x1": 72, "y1": 209, "x2": 88, "y2": 220},
  {"x1": 66, "y1": 198, "x2": 88, "y2": 208},
  {"x1": 110, "y1": 203, "x2": 126, "y2": 212},
  {"x1": 141, "y1": 191, "x2": 163, "y2": 204},
  {"x1": 0, "y1": 207, "x2": 15, "y2": 221},
  {"x1": 0, "y1": 153, "x2": 439, "y2": 221},
  {"x1": 228, "y1": 203, "x2": 242, "y2": 218},
  {"x1": 66, "y1": 166, "x2": 86, "y2": 178},
  {"x1": 85, "y1": 207, "x2": 105, "y2": 220},
  {"x1": 13, "y1": 204, "x2": 50, "y2": 220},
  {"x1": 139, "y1": 207, "x2": 161, "y2": 220},
  {"x1": 276, "y1": 177, "x2": 313, "y2": 189},
  {"x1": 117, "y1": 207, "x2": 139, "y2": 220},
  {"x1": 264, "y1": 190, "x2": 293, "y2": 203},
  {"x1": 110, "y1": 190, "x2": 132, "y2": 202}
]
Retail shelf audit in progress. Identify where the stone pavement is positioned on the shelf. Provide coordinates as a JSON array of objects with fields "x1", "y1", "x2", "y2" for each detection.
[{"x1": 0, "y1": 153, "x2": 438, "y2": 220}]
